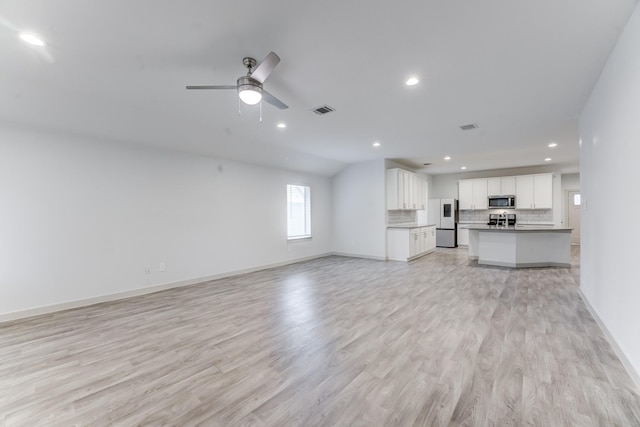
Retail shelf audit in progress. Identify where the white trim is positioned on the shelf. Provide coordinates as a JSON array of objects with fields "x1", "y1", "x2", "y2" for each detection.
[
  {"x1": 0, "y1": 253, "x2": 333, "y2": 323},
  {"x1": 332, "y1": 252, "x2": 386, "y2": 261},
  {"x1": 579, "y1": 289, "x2": 640, "y2": 390}
]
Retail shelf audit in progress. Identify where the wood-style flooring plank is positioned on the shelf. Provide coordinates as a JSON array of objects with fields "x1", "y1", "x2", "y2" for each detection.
[{"x1": 1, "y1": 246, "x2": 640, "y2": 426}]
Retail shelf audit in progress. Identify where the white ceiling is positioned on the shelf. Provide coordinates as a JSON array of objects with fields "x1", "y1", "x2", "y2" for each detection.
[{"x1": 1, "y1": 0, "x2": 638, "y2": 176}]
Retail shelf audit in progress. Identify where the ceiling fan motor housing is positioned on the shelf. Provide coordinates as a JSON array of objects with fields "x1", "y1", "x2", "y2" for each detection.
[{"x1": 237, "y1": 75, "x2": 262, "y2": 91}]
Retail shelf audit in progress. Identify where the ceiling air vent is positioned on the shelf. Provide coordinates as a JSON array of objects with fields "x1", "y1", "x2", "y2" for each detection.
[
  {"x1": 311, "y1": 105, "x2": 335, "y2": 115},
  {"x1": 460, "y1": 123, "x2": 478, "y2": 131}
]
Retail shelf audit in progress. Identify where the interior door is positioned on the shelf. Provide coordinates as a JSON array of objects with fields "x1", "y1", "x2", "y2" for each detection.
[{"x1": 568, "y1": 190, "x2": 581, "y2": 244}]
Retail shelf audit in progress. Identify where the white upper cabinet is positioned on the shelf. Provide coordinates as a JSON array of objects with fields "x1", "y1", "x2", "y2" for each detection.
[
  {"x1": 501, "y1": 177, "x2": 517, "y2": 195},
  {"x1": 516, "y1": 174, "x2": 552, "y2": 209},
  {"x1": 533, "y1": 174, "x2": 553, "y2": 209},
  {"x1": 386, "y1": 168, "x2": 426, "y2": 210},
  {"x1": 487, "y1": 177, "x2": 516, "y2": 196},
  {"x1": 459, "y1": 179, "x2": 488, "y2": 210},
  {"x1": 417, "y1": 176, "x2": 426, "y2": 210},
  {"x1": 462, "y1": 174, "x2": 551, "y2": 210},
  {"x1": 487, "y1": 178, "x2": 501, "y2": 197},
  {"x1": 459, "y1": 180, "x2": 473, "y2": 210},
  {"x1": 516, "y1": 175, "x2": 534, "y2": 209}
]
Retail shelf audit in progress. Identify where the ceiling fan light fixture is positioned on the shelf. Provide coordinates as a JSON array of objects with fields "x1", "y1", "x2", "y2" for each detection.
[
  {"x1": 238, "y1": 86, "x2": 262, "y2": 105},
  {"x1": 237, "y1": 76, "x2": 262, "y2": 105}
]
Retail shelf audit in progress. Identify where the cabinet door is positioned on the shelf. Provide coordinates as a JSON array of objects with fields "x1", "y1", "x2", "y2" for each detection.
[
  {"x1": 533, "y1": 174, "x2": 553, "y2": 209},
  {"x1": 458, "y1": 180, "x2": 474, "y2": 210},
  {"x1": 516, "y1": 175, "x2": 534, "y2": 209},
  {"x1": 472, "y1": 179, "x2": 488, "y2": 210},
  {"x1": 429, "y1": 227, "x2": 436, "y2": 250},
  {"x1": 409, "y1": 230, "x2": 420, "y2": 257},
  {"x1": 457, "y1": 228, "x2": 469, "y2": 246},
  {"x1": 399, "y1": 170, "x2": 410, "y2": 209},
  {"x1": 487, "y1": 178, "x2": 501, "y2": 196},
  {"x1": 387, "y1": 228, "x2": 411, "y2": 261},
  {"x1": 409, "y1": 174, "x2": 418, "y2": 209},
  {"x1": 386, "y1": 169, "x2": 401, "y2": 210},
  {"x1": 417, "y1": 177, "x2": 426, "y2": 210},
  {"x1": 501, "y1": 177, "x2": 516, "y2": 195}
]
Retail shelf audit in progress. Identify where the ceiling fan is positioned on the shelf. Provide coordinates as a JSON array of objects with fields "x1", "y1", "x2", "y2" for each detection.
[{"x1": 186, "y1": 51, "x2": 288, "y2": 110}]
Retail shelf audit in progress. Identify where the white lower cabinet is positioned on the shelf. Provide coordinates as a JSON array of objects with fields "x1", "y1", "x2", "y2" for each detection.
[
  {"x1": 457, "y1": 227, "x2": 470, "y2": 246},
  {"x1": 387, "y1": 226, "x2": 436, "y2": 261}
]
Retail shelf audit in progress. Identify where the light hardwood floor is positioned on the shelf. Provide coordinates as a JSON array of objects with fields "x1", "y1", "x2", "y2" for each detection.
[{"x1": 1, "y1": 247, "x2": 639, "y2": 426}]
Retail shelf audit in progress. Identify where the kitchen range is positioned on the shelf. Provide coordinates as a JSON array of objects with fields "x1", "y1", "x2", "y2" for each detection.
[{"x1": 487, "y1": 213, "x2": 516, "y2": 226}]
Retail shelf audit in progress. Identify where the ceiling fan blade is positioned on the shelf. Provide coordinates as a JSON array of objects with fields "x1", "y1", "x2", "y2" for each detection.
[
  {"x1": 250, "y1": 51, "x2": 280, "y2": 83},
  {"x1": 186, "y1": 85, "x2": 237, "y2": 90},
  {"x1": 262, "y1": 90, "x2": 288, "y2": 110}
]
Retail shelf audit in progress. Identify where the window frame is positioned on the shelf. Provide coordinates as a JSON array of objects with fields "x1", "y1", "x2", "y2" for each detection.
[{"x1": 286, "y1": 184, "x2": 311, "y2": 240}]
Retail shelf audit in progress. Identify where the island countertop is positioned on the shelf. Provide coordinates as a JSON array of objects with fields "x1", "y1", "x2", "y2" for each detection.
[
  {"x1": 466, "y1": 225, "x2": 572, "y2": 232},
  {"x1": 386, "y1": 223, "x2": 437, "y2": 229}
]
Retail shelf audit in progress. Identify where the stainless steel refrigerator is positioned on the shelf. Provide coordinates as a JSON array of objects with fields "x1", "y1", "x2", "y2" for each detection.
[{"x1": 428, "y1": 198, "x2": 458, "y2": 248}]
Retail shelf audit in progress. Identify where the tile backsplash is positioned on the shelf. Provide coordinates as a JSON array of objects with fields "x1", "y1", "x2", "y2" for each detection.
[
  {"x1": 387, "y1": 210, "x2": 417, "y2": 224},
  {"x1": 459, "y1": 209, "x2": 553, "y2": 224}
]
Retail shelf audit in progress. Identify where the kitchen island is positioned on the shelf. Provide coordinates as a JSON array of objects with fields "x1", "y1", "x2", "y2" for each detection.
[{"x1": 467, "y1": 225, "x2": 572, "y2": 268}]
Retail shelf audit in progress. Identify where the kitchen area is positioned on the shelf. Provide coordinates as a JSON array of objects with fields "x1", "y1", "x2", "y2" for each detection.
[{"x1": 386, "y1": 167, "x2": 576, "y2": 267}]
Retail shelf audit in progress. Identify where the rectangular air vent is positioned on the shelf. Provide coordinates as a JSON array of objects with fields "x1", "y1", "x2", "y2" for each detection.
[
  {"x1": 460, "y1": 123, "x2": 478, "y2": 131},
  {"x1": 311, "y1": 105, "x2": 335, "y2": 115}
]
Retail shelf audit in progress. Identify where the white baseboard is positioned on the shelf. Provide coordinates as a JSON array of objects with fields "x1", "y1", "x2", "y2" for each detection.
[
  {"x1": 331, "y1": 252, "x2": 386, "y2": 261},
  {"x1": 579, "y1": 289, "x2": 640, "y2": 390},
  {"x1": 0, "y1": 252, "x2": 335, "y2": 323}
]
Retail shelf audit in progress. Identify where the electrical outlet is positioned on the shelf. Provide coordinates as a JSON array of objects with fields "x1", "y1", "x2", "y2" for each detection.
[
  {"x1": 144, "y1": 264, "x2": 151, "y2": 274},
  {"x1": 159, "y1": 262, "x2": 165, "y2": 272}
]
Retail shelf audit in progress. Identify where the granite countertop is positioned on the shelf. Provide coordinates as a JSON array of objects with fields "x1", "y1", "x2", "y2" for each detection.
[
  {"x1": 466, "y1": 224, "x2": 572, "y2": 232},
  {"x1": 387, "y1": 223, "x2": 437, "y2": 229}
]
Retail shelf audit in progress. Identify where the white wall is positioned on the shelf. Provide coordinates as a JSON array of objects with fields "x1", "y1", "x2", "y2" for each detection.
[
  {"x1": 0, "y1": 125, "x2": 333, "y2": 318},
  {"x1": 332, "y1": 159, "x2": 386, "y2": 259},
  {"x1": 579, "y1": 3, "x2": 640, "y2": 383}
]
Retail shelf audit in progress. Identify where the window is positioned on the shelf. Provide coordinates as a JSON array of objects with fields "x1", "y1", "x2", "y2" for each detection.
[
  {"x1": 287, "y1": 184, "x2": 311, "y2": 240},
  {"x1": 573, "y1": 193, "x2": 581, "y2": 206}
]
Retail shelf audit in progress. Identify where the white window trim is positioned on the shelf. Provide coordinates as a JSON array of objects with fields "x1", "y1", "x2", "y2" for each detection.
[{"x1": 286, "y1": 184, "x2": 311, "y2": 240}]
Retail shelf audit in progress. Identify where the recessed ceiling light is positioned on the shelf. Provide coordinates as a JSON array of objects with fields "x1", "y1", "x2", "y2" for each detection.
[
  {"x1": 19, "y1": 32, "x2": 45, "y2": 47},
  {"x1": 444, "y1": 156, "x2": 451, "y2": 161},
  {"x1": 548, "y1": 142, "x2": 558, "y2": 148},
  {"x1": 277, "y1": 123, "x2": 286, "y2": 129},
  {"x1": 405, "y1": 77, "x2": 419, "y2": 86},
  {"x1": 461, "y1": 166, "x2": 467, "y2": 170},
  {"x1": 544, "y1": 157, "x2": 552, "y2": 162},
  {"x1": 372, "y1": 141, "x2": 381, "y2": 147}
]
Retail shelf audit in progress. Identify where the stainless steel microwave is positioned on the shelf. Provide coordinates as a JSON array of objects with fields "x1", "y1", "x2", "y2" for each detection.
[{"x1": 488, "y1": 196, "x2": 516, "y2": 209}]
